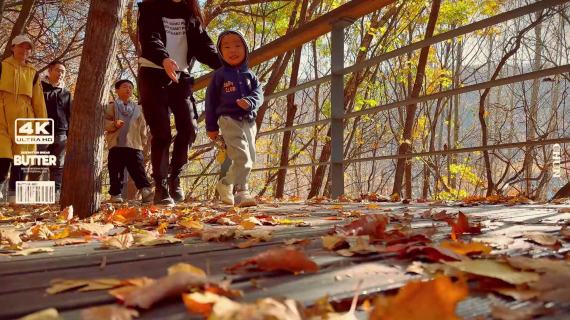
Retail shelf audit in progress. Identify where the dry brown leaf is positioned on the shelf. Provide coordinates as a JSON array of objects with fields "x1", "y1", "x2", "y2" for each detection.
[
  {"x1": 284, "y1": 238, "x2": 312, "y2": 246},
  {"x1": 11, "y1": 247, "x2": 54, "y2": 256},
  {"x1": 58, "y1": 205, "x2": 74, "y2": 221},
  {"x1": 226, "y1": 246, "x2": 319, "y2": 274},
  {"x1": 0, "y1": 228, "x2": 22, "y2": 246},
  {"x1": 370, "y1": 276, "x2": 468, "y2": 320},
  {"x1": 134, "y1": 234, "x2": 181, "y2": 247},
  {"x1": 444, "y1": 260, "x2": 540, "y2": 285},
  {"x1": 108, "y1": 278, "x2": 156, "y2": 301},
  {"x1": 179, "y1": 219, "x2": 204, "y2": 230},
  {"x1": 438, "y1": 241, "x2": 492, "y2": 256},
  {"x1": 101, "y1": 233, "x2": 134, "y2": 250},
  {"x1": 506, "y1": 256, "x2": 570, "y2": 274},
  {"x1": 80, "y1": 304, "x2": 139, "y2": 320},
  {"x1": 182, "y1": 291, "x2": 223, "y2": 317},
  {"x1": 209, "y1": 297, "x2": 303, "y2": 320},
  {"x1": 201, "y1": 228, "x2": 236, "y2": 242},
  {"x1": 524, "y1": 233, "x2": 560, "y2": 247},
  {"x1": 236, "y1": 229, "x2": 273, "y2": 241},
  {"x1": 18, "y1": 308, "x2": 60, "y2": 320},
  {"x1": 54, "y1": 238, "x2": 88, "y2": 246},
  {"x1": 490, "y1": 303, "x2": 551, "y2": 320},
  {"x1": 167, "y1": 263, "x2": 206, "y2": 277},
  {"x1": 71, "y1": 222, "x2": 114, "y2": 237},
  {"x1": 26, "y1": 224, "x2": 53, "y2": 241},
  {"x1": 321, "y1": 235, "x2": 348, "y2": 251},
  {"x1": 122, "y1": 272, "x2": 206, "y2": 309},
  {"x1": 494, "y1": 288, "x2": 540, "y2": 301},
  {"x1": 78, "y1": 278, "x2": 123, "y2": 292},
  {"x1": 235, "y1": 238, "x2": 260, "y2": 249}
]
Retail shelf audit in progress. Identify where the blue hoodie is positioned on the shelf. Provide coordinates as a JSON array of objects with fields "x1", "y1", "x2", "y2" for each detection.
[{"x1": 205, "y1": 30, "x2": 264, "y2": 132}]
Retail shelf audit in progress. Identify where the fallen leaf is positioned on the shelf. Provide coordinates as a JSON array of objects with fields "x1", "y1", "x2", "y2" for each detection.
[
  {"x1": 524, "y1": 232, "x2": 560, "y2": 247},
  {"x1": 226, "y1": 247, "x2": 318, "y2": 274},
  {"x1": 284, "y1": 238, "x2": 311, "y2": 246},
  {"x1": 403, "y1": 245, "x2": 467, "y2": 262},
  {"x1": 101, "y1": 233, "x2": 134, "y2": 250},
  {"x1": 47, "y1": 278, "x2": 122, "y2": 294},
  {"x1": 18, "y1": 308, "x2": 60, "y2": 320},
  {"x1": 78, "y1": 278, "x2": 123, "y2": 292},
  {"x1": 107, "y1": 278, "x2": 156, "y2": 300},
  {"x1": 58, "y1": 205, "x2": 74, "y2": 221},
  {"x1": 444, "y1": 260, "x2": 540, "y2": 285},
  {"x1": 135, "y1": 234, "x2": 181, "y2": 247},
  {"x1": 167, "y1": 263, "x2": 206, "y2": 277},
  {"x1": 201, "y1": 228, "x2": 236, "y2": 242},
  {"x1": 447, "y1": 212, "x2": 481, "y2": 240},
  {"x1": 236, "y1": 229, "x2": 273, "y2": 241},
  {"x1": 322, "y1": 235, "x2": 348, "y2": 251},
  {"x1": 157, "y1": 221, "x2": 169, "y2": 234},
  {"x1": 335, "y1": 215, "x2": 388, "y2": 239},
  {"x1": 182, "y1": 291, "x2": 223, "y2": 317},
  {"x1": 506, "y1": 256, "x2": 570, "y2": 274},
  {"x1": 11, "y1": 247, "x2": 54, "y2": 256},
  {"x1": 490, "y1": 303, "x2": 552, "y2": 320},
  {"x1": 0, "y1": 228, "x2": 22, "y2": 246},
  {"x1": 54, "y1": 238, "x2": 89, "y2": 246},
  {"x1": 123, "y1": 272, "x2": 206, "y2": 309},
  {"x1": 235, "y1": 238, "x2": 261, "y2": 249},
  {"x1": 71, "y1": 222, "x2": 114, "y2": 237},
  {"x1": 561, "y1": 226, "x2": 570, "y2": 240},
  {"x1": 209, "y1": 297, "x2": 303, "y2": 320},
  {"x1": 179, "y1": 219, "x2": 204, "y2": 230},
  {"x1": 370, "y1": 276, "x2": 468, "y2": 320},
  {"x1": 438, "y1": 241, "x2": 492, "y2": 256},
  {"x1": 493, "y1": 287, "x2": 540, "y2": 301},
  {"x1": 80, "y1": 304, "x2": 139, "y2": 320}
]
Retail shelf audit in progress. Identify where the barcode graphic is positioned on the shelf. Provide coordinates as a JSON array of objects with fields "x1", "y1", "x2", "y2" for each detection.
[{"x1": 16, "y1": 181, "x2": 55, "y2": 204}]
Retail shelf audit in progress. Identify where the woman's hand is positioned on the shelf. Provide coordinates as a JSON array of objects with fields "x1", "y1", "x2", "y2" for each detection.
[
  {"x1": 114, "y1": 120, "x2": 125, "y2": 128},
  {"x1": 207, "y1": 131, "x2": 219, "y2": 140},
  {"x1": 162, "y1": 58, "x2": 180, "y2": 83},
  {"x1": 236, "y1": 98, "x2": 250, "y2": 110}
]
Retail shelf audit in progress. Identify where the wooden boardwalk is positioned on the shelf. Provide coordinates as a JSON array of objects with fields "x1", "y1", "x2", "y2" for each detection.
[{"x1": 1, "y1": 201, "x2": 570, "y2": 319}]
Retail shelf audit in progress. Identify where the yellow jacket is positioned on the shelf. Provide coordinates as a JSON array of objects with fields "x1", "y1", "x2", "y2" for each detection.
[{"x1": 0, "y1": 56, "x2": 47, "y2": 159}]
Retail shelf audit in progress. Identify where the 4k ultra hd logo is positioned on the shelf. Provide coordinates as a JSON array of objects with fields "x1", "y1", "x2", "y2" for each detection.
[{"x1": 15, "y1": 118, "x2": 54, "y2": 144}]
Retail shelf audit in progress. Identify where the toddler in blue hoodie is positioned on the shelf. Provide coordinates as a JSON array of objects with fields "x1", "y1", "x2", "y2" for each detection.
[{"x1": 205, "y1": 30, "x2": 263, "y2": 207}]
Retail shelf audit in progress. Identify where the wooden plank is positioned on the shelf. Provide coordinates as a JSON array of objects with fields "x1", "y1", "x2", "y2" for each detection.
[
  {"x1": 0, "y1": 227, "x2": 332, "y2": 276},
  {"x1": 192, "y1": 0, "x2": 396, "y2": 91}
]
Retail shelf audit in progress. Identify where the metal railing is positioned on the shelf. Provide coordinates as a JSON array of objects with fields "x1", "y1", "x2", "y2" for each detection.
[{"x1": 183, "y1": 0, "x2": 569, "y2": 197}]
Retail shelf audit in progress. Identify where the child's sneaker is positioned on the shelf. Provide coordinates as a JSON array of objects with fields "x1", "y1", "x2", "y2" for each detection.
[
  {"x1": 235, "y1": 189, "x2": 256, "y2": 207},
  {"x1": 110, "y1": 194, "x2": 124, "y2": 203},
  {"x1": 216, "y1": 180, "x2": 234, "y2": 205},
  {"x1": 140, "y1": 187, "x2": 153, "y2": 204}
]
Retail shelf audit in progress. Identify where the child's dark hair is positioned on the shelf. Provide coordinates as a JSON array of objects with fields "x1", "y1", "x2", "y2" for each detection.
[
  {"x1": 48, "y1": 60, "x2": 65, "y2": 69},
  {"x1": 186, "y1": 0, "x2": 205, "y2": 26},
  {"x1": 115, "y1": 79, "x2": 134, "y2": 90}
]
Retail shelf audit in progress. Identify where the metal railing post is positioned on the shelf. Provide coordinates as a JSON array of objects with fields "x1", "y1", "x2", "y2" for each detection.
[{"x1": 330, "y1": 18, "x2": 353, "y2": 199}]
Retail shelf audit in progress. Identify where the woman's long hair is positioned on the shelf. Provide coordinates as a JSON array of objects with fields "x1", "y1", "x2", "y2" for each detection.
[{"x1": 186, "y1": 0, "x2": 205, "y2": 26}]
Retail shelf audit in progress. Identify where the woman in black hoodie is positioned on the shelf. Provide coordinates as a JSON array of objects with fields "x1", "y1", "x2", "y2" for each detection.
[{"x1": 137, "y1": 0, "x2": 221, "y2": 205}]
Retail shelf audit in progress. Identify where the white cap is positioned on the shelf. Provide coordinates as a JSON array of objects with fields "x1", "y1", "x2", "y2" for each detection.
[{"x1": 11, "y1": 35, "x2": 33, "y2": 48}]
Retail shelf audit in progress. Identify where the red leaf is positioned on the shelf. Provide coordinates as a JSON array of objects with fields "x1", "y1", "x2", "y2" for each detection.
[
  {"x1": 402, "y1": 245, "x2": 466, "y2": 262},
  {"x1": 448, "y1": 212, "x2": 481, "y2": 240},
  {"x1": 335, "y1": 215, "x2": 388, "y2": 239},
  {"x1": 225, "y1": 247, "x2": 319, "y2": 274}
]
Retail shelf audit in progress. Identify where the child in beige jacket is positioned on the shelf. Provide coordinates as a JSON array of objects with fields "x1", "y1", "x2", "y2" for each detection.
[{"x1": 104, "y1": 79, "x2": 152, "y2": 203}]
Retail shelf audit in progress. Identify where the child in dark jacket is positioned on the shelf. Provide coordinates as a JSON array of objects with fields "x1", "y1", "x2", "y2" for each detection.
[{"x1": 205, "y1": 30, "x2": 263, "y2": 207}]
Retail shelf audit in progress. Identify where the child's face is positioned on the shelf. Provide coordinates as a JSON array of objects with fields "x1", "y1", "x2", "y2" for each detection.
[
  {"x1": 116, "y1": 83, "x2": 133, "y2": 101},
  {"x1": 220, "y1": 34, "x2": 246, "y2": 66}
]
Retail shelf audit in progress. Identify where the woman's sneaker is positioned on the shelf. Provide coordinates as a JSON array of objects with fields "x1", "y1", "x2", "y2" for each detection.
[
  {"x1": 140, "y1": 187, "x2": 153, "y2": 204},
  {"x1": 235, "y1": 189, "x2": 256, "y2": 207},
  {"x1": 216, "y1": 181, "x2": 234, "y2": 205}
]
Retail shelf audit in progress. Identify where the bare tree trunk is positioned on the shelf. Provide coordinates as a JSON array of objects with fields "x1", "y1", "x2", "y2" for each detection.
[
  {"x1": 274, "y1": 0, "x2": 308, "y2": 198},
  {"x1": 2, "y1": 0, "x2": 36, "y2": 59},
  {"x1": 478, "y1": 14, "x2": 545, "y2": 196},
  {"x1": 523, "y1": 12, "x2": 543, "y2": 197},
  {"x1": 391, "y1": 0, "x2": 441, "y2": 199},
  {"x1": 61, "y1": 0, "x2": 127, "y2": 217}
]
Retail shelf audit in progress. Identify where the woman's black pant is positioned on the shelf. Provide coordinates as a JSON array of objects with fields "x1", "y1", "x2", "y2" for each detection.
[{"x1": 137, "y1": 67, "x2": 197, "y2": 182}]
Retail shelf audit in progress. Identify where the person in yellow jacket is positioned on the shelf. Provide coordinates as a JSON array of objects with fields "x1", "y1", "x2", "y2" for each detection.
[{"x1": 0, "y1": 35, "x2": 47, "y2": 202}]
